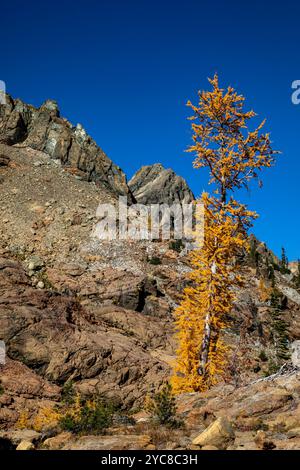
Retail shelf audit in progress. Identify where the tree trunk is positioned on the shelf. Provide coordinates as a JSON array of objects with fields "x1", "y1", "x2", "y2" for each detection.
[
  {"x1": 198, "y1": 311, "x2": 211, "y2": 376},
  {"x1": 221, "y1": 185, "x2": 226, "y2": 204},
  {"x1": 198, "y1": 262, "x2": 216, "y2": 376}
]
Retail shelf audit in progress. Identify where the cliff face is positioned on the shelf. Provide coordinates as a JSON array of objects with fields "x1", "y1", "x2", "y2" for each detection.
[
  {"x1": 0, "y1": 97, "x2": 196, "y2": 206},
  {"x1": 0, "y1": 95, "x2": 133, "y2": 201},
  {"x1": 129, "y1": 164, "x2": 195, "y2": 205}
]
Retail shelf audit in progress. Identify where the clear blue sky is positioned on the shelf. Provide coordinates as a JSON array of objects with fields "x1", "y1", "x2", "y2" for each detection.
[{"x1": 1, "y1": 0, "x2": 299, "y2": 259}]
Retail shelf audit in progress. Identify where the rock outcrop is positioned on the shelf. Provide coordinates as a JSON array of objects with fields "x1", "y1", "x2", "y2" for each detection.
[
  {"x1": 0, "y1": 154, "x2": 10, "y2": 167},
  {"x1": 62, "y1": 434, "x2": 152, "y2": 450},
  {"x1": 192, "y1": 416, "x2": 235, "y2": 449},
  {"x1": 177, "y1": 368, "x2": 300, "y2": 450},
  {"x1": 291, "y1": 341, "x2": 300, "y2": 368},
  {"x1": 0, "y1": 95, "x2": 132, "y2": 201},
  {"x1": 128, "y1": 164, "x2": 194, "y2": 205},
  {"x1": 16, "y1": 440, "x2": 35, "y2": 451},
  {"x1": 0, "y1": 255, "x2": 172, "y2": 411}
]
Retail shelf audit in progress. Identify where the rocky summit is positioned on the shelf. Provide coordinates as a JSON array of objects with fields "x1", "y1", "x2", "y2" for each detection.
[
  {"x1": 1, "y1": 96, "x2": 300, "y2": 451},
  {"x1": 129, "y1": 163, "x2": 194, "y2": 205},
  {"x1": 0, "y1": 95, "x2": 132, "y2": 201}
]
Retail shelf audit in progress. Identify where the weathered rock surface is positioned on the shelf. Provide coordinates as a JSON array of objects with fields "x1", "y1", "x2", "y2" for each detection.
[
  {"x1": 278, "y1": 284, "x2": 300, "y2": 306},
  {"x1": 16, "y1": 440, "x2": 35, "y2": 450},
  {"x1": 42, "y1": 432, "x2": 72, "y2": 450},
  {"x1": 0, "y1": 429, "x2": 41, "y2": 446},
  {"x1": 0, "y1": 95, "x2": 132, "y2": 200},
  {"x1": 192, "y1": 417, "x2": 235, "y2": 449},
  {"x1": 291, "y1": 340, "x2": 300, "y2": 368},
  {"x1": 177, "y1": 369, "x2": 300, "y2": 450},
  {"x1": 0, "y1": 357, "x2": 60, "y2": 429},
  {"x1": 63, "y1": 434, "x2": 152, "y2": 450},
  {"x1": 0, "y1": 254, "x2": 171, "y2": 412},
  {"x1": 0, "y1": 154, "x2": 10, "y2": 166},
  {"x1": 129, "y1": 164, "x2": 194, "y2": 205},
  {"x1": 201, "y1": 445, "x2": 219, "y2": 450}
]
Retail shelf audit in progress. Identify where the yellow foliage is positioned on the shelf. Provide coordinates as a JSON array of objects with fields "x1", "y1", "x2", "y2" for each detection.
[
  {"x1": 172, "y1": 195, "x2": 249, "y2": 393},
  {"x1": 186, "y1": 74, "x2": 278, "y2": 201},
  {"x1": 32, "y1": 394, "x2": 90, "y2": 432},
  {"x1": 16, "y1": 406, "x2": 60, "y2": 432},
  {"x1": 32, "y1": 406, "x2": 60, "y2": 432},
  {"x1": 172, "y1": 75, "x2": 277, "y2": 393},
  {"x1": 66, "y1": 393, "x2": 86, "y2": 421},
  {"x1": 14, "y1": 394, "x2": 105, "y2": 434},
  {"x1": 258, "y1": 279, "x2": 273, "y2": 302},
  {"x1": 16, "y1": 410, "x2": 31, "y2": 430}
]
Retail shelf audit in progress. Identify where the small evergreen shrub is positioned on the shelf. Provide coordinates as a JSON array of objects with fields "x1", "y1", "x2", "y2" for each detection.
[
  {"x1": 146, "y1": 383, "x2": 182, "y2": 428},
  {"x1": 264, "y1": 360, "x2": 281, "y2": 377},
  {"x1": 258, "y1": 350, "x2": 268, "y2": 362},
  {"x1": 61, "y1": 380, "x2": 75, "y2": 405},
  {"x1": 59, "y1": 394, "x2": 115, "y2": 435},
  {"x1": 270, "y1": 290, "x2": 290, "y2": 362},
  {"x1": 147, "y1": 256, "x2": 162, "y2": 265},
  {"x1": 169, "y1": 240, "x2": 185, "y2": 253},
  {"x1": 280, "y1": 247, "x2": 291, "y2": 274},
  {"x1": 249, "y1": 238, "x2": 260, "y2": 268}
]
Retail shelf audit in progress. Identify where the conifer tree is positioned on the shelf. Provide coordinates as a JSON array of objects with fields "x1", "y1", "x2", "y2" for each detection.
[
  {"x1": 280, "y1": 247, "x2": 290, "y2": 274},
  {"x1": 269, "y1": 290, "x2": 290, "y2": 364},
  {"x1": 294, "y1": 259, "x2": 300, "y2": 289},
  {"x1": 249, "y1": 237, "x2": 259, "y2": 269},
  {"x1": 172, "y1": 75, "x2": 277, "y2": 393}
]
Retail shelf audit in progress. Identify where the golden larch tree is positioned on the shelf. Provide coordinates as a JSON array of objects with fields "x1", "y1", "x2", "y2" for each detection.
[{"x1": 172, "y1": 75, "x2": 277, "y2": 393}]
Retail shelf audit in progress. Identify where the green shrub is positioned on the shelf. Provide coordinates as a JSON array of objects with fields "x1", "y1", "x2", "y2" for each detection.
[
  {"x1": 258, "y1": 350, "x2": 268, "y2": 362},
  {"x1": 169, "y1": 240, "x2": 185, "y2": 253},
  {"x1": 61, "y1": 380, "x2": 75, "y2": 405},
  {"x1": 146, "y1": 383, "x2": 182, "y2": 428},
  {"x1": 280, "y1": 247, "x2": 291, "y2": 274},
  {"x1": 269, "y1": 290, "x2": 290, "y2": 362},
  {"x1": 264, "y1": 360, "x2": 281, "y2": 377},
  {"x1": 249, "y1": 238, "x2": 260, "y2": 268},
  {"x1": 147, "y1": 256, "x2": 162, "y2": 265},
  {"x1": 59, "y1": 394, "x2": 115, "y2": 435}
]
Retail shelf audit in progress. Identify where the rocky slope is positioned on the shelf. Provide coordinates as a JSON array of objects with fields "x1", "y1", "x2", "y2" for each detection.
[
  {"x1": 0, "y1": 96, "x2": 300, "y2": 451},
  {"x1": 0, "y1": 95, "x2": 132, "y2": 200}
]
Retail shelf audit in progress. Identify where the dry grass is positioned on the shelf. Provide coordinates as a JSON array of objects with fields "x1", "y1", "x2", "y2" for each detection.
[{"x1": 133, "y1": 421, "x2": 189, "y2": 449}]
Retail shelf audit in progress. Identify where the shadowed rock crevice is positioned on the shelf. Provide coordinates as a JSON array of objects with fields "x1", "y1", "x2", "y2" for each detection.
[{"x1": 0, "y1": 437, "x2": 16, "y2": 450}]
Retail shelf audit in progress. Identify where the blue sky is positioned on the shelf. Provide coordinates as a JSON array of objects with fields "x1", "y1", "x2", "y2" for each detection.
[{"x1": 1, "y1": 0, "x2": 299, "y2": 259}]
